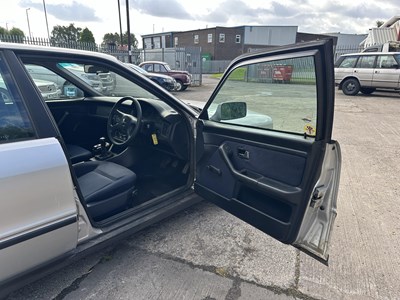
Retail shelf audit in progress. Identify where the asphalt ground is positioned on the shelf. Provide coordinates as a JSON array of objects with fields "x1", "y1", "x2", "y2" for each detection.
[{"x1": 7, "y1": 77, "x2": 400, "y2": 300}]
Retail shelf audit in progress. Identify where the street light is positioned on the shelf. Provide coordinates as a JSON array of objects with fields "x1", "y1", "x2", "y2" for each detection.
[
  {"x1": 26, "y1": 8, "x2": 32, "y2": 39},
  {"x1": 42, "y1": 0, "x2": 50, "y2": 40}
]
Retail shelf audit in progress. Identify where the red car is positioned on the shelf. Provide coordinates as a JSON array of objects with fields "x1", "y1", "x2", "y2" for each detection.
[{"x1": 139, "y1": 61, "x2": 192, "y2": 91}]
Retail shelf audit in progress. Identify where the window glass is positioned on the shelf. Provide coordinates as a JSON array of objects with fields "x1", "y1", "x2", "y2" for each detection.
[
  {"x1": 206, "y1": 56, "x2": 317, "y2": 136},
  {"x1": 356, "y1": 56, "x2": 376, "y2": 68},
  {"x1": 194, "y1": 34, "x2": 199, "y2": 44},
  {"x1": 376, "y1": 55, "x2": 398, "y2": 68},
  {"x1": 208, "y1": 34, "x2": 213, "y2": 43},
  {"x1": 235, "y1": 35, "x2": 241, "y2": 43},
  {"x1": 25, "y1": 64, "x2": 82, "y2": 100},
  {"x1": 0, "y1": 59, "x2": 35, "y2": 143},
  {"x1": 219, "y1": 33, "x2": 225, "y2": 43},
  {"x1": 338, "y1": 56, "x2": 357, "y2": 68}
]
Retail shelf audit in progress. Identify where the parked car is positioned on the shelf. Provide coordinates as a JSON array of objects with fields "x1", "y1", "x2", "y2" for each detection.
[
  {"x1": 126, "y1": 63, "x2": 176, "y2": 91},
  {"x1": 334, "y1": 52, "x2": 400, "y2": 95},
  {"x1": 25, "y1": 63, "x2": 118, "y2": 95},
  {"x1": 1, "y1": 76, "x2": 61, "y2": 100},
  {"x1": 0, "y1": 40, "x2": 341, "y2": 296},
  {"x1": 139, "y1": 61, "x2": 192, "y2": 91}
]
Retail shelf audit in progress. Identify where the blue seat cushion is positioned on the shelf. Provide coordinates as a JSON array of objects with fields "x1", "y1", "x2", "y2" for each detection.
[{"x1": 74, "y1": 161, "x2": 137, "y2": 220}]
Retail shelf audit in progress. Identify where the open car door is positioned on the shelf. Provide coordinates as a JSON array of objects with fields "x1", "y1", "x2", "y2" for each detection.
[{"x1": 195, "y1": 40, "x2": 341, "y2": 263}]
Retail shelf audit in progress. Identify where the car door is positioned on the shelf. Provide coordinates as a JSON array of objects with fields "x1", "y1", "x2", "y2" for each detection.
[
  {"x1": 195, "y1": 40, "x2": 341, "y2": 263},
  {"x1": 372, "y1": 54, "x2": 400, "y2": 89},
  {"x1": 0, "y1": 51, "x2": 78, "y2": 292},
  {"x1": 354, "y1": 55, "x2": 376, "y2": 87}
]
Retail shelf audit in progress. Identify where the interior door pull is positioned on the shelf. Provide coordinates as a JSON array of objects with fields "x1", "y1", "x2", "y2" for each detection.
[
  {"x1": 207, "y1": 165, "x2": 222, "y2": 176},
  {"x1": 238, "y1": 148, "x2": 250, "y2": 159}
]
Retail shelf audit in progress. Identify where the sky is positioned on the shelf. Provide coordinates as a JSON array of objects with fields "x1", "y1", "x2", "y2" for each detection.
[{"x1": 0, "y1": 0, "x2": 398, "y2": 47}]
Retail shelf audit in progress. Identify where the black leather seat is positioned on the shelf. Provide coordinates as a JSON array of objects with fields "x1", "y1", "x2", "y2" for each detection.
[
  {"x1": 74, "y1": 161, "x2": 137, "y2": 220},
  {"x1": 66, "y1": 144, "x2": 92, "y2": 164}
]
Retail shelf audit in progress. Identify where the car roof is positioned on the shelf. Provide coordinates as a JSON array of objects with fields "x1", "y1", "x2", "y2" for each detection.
[
  {"x1": 0, "y1": 42, "x2": 120, "y2": 62},
  {"x1": 139, "y1": 61, "x2": 168, "y2": 65}
]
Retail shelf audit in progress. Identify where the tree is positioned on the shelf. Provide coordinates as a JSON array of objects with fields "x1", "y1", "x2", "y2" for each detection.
[
  {"x1": 122, "y1": 31, "x2": 138, "y2": 48},
  {"x1": 376, "y1": 20, "x2": 384, "y2": 27},
  {"x1": 102, "y1": 31, "x2": 138, "y2": 48},
  {"x1": 103, "y1": 32, "x2": 120, "y2": 45},
  {"x1": 9, "y1": 27, "x2": 25, "y2": 38},
  {"x1": 80, "y1": 27, "x2": 95, "y2": 43},
  {"x1": 51, "y1": 23, "x2": 82, "y2": 44},
  {"x1": 0, "y1": 26, "x2": 25, "y2": 37}
]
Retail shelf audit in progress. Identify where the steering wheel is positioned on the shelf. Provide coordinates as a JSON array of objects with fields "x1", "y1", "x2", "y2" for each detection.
[{"x1": 107, "y1": 96, "x2": 142, "y2": 146}]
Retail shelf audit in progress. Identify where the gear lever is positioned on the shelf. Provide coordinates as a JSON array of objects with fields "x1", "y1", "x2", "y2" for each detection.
[
  {"x1": 95, "y1": 137, "x2": 112, "y2": 160},
  {"x1": 100, "y1": 137, "x2": 107, "y2": 157}
]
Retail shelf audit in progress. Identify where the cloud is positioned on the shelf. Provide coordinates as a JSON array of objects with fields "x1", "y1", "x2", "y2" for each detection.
[
  {"x1": 130, "y1": 0, "x2": 193, "y2": 19},
  {"x1": 19, "y1": 0, "x2": 100, "y2": 22},
  {"x1": 200, "y1": 0, "x2": 271, "y2": 23}
]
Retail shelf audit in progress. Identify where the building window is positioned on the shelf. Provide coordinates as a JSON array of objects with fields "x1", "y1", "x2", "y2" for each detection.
[
  {"x1": 194, "y1": 34, "x2": 199, "y2": 44},
  {"x1": 174, "y1": 37, "x2": 178, "y2": 47},
  {"x1": 235, "y1": 35, "x2": 241, "y2": 43},
  {"x1": 208, "y1": 33, "x2": 213, "y2": 43},
  {"x1": 219, "y1": 33, "x2": 225, "y2": 43}
]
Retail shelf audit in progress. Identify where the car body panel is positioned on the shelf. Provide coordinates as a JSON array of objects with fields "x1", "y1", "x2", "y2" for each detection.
[{"x1": 0, "y1": 138, "x2": 78, "y2": 283}]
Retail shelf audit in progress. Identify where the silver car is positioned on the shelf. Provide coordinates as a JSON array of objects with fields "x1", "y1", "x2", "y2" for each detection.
[
  {"x1": 0, "y1": 40, "x2": 341, "y2": 296},
  {"x1": 335, "y1": 52, "x2": 400, "y2": 95}
]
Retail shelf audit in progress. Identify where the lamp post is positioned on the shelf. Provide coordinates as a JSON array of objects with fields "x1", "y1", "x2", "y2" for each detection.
[
  {"x1": 126, "y1": 0, "x2": 132, "y2": 63},
  {"x1": 42, "y1": 0, "x2": 50, "y2": 40},
  {"x1": 26, "y1": 8, "x2": 32, "y2": 39},
  {"x1": 117, "y1": 0, "x2": 123, "y2": 48}
]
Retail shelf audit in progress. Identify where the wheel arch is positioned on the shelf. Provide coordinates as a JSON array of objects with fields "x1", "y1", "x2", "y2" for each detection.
[{"x1": 339, "y1": 76, "x2": 359, "y2": 90}]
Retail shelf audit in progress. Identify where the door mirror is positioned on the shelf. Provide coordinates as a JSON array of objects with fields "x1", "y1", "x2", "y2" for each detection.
[
  {"x1": 84, "y1": 65, "x2": 109, "y2": 74},
  {"x1": 210, "y1": 102, "x2": 247, "y2": 121}
]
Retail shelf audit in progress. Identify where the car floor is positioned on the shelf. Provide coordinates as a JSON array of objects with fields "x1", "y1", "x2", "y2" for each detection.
[{"x1": 132, "y1": 155, "x2": 189, "y2": 205}]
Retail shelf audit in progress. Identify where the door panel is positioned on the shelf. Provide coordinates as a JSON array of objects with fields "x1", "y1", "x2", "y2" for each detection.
[
  {"x1": 195, "y1": 40, "x2": 340, "y2": 262},
  {"x1": 196, "y1": 121, "x2": 325, "y2": 242},
  {"x1": 0, "y1": 138, "x2": 78, "y2": 283}
]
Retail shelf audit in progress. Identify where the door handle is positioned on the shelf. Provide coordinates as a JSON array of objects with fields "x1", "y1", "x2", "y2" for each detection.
[{"x1": 237, "y1": 148, "x2": 250, "y2": 159}]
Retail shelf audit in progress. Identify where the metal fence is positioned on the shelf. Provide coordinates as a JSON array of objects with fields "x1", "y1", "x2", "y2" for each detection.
[
  {"x1": 0, "y1": 34, "x2": 365, "y2": 83},
  {"x1": 334, "y1": 44, "x2": 363, "y2": 61}
]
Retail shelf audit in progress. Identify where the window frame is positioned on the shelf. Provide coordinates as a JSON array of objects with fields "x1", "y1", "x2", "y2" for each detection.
[
  {"x1": 207, "y1": 34, "x2": 213, "y2": 43},
  {"x1": 0, "y1": 53, "x2": 37, "y2": 143},
  {"x1": 194, "y1": 34, "x2": 199, "y2": 44},
  {"x1": 203, "y1": 53, "x2": 319, "y2": 137},
  {"x1": 235, "y1": 35, "x2": 241, "y2": 44},
  {"x1": 219, "y1": 33, "x2": 225, "y2": 43}
]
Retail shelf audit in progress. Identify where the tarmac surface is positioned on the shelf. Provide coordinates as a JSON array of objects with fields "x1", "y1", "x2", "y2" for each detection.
[{"x1": 7, "y1": 76, "x2": 400, "y2": 300}]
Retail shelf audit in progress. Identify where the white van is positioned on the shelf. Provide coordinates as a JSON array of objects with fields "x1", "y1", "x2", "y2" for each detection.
[{"x1": 334, "y1": 52, "x2": 400, "y2": 95}]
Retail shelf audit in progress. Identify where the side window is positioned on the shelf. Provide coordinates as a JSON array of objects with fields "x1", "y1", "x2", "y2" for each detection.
[
  {"x1": 376, "y1": 55, "x2": 399, "y2": 69},
  {"x1": 25, "y1": 64, "x2": 83, "y2": 100},
  {"x1": 0, "y1": 59, "x2": 35, "y2": 143},
  {"x1": 338, "y1": 56, "x2": 358, "y2": 68},
  {"x1": 206, "y1": 56, "x2": 317, "y2": 136},
  {"x1": 144, "y1": 64, "x2": 153, "y2": 72},
  {"x1": 356, "y1": 56, "x2": 376, "y2": 68}
]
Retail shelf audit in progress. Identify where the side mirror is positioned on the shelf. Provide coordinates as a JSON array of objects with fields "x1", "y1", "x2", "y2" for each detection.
[
  {"x1": 210, "y1": 102, "x2": 247, "y2": 121},
  {"x1": 84, "y1": 65, "x2": 110, "y2": 74}
]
